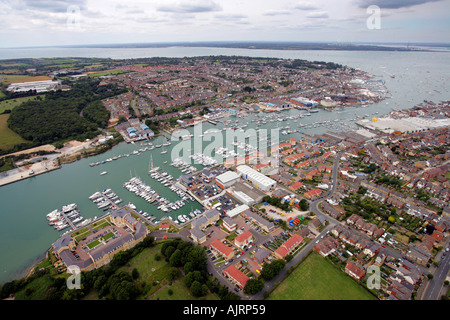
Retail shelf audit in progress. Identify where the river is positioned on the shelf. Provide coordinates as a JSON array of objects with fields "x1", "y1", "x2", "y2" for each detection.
[{"x1": 0, "y1": 46, "x2": 449, "y2": 284}]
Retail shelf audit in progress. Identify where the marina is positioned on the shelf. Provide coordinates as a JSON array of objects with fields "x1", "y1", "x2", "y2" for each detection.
[
  {"x1": 88, "y1": 188, "x2": 123, "y2": 211},
  {"x1": 45, "y1": 203, "x2": 95, "y2": 232},
  {"x1": 0, "y1": 47, "x2": 449, "y2": 286}
]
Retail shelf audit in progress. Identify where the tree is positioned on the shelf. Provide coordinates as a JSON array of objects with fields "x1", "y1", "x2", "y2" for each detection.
[
  {"x1": 131, "y1": 268, "x2": 139, "y2": 280},
  {"x1": 186, "y1": 245, "x2": 207, "y2": 272},
  {"x1": 185, "y1": 271, "x2": 204, "y2": 288},
  {"x1": 164, "y1": 246, "x2": 176, "y2": 260},
  {"x1": 190, "y1": 280, "x2": 207, "y2": 297},
  {"x1": 169, "y1": 249, "x2": 183, "y2": 267},
  {"x1": 260, "y1": 259, "x2": 286, "y2": 281},
  {"x1": 168, "y1": 267, "x2": 180, "y2": 281},
  {"x1": 244, "y1": 279, "x2": 264, "y2": 295},
  {"x1": 388, "y1": 216, "x2": 396, "y2": 224},
  {"x1": 299, "y1": 199, "x2": 309, "y2": 211}
]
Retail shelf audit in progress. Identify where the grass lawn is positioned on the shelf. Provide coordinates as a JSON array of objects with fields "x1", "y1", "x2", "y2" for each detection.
[
  {"x1": 88, "y1": 69, "x2": 131, "y2": 77},
  {"x1": 119, "y1": 243, "x2": 172, "y2": 298},
  {"x1": 268, "y1": 252, "x2": 376, "y2": 300},
  {"x1": 0, "y1": 114, "x2": 29, "y2": 150},
  {"x1": 87, "y1": 239, "x2": 101, "y2": 249},
  {"x1": 119, "y1": 242, "x2": 219, "y2": 300},
  {"x1": 14, "y1": 274, "x2": 57, "y2": 300},
  {"x1": 0, "y1": 96, "x2": 44, "y2": 113},
  {"x1": 149, "y1": 278, "x2": 219, "y2": 300}
]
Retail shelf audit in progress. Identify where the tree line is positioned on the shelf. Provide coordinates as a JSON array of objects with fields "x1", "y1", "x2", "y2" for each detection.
[
  {"x1": 7, "y1": 78, "x2": 126, "y2": 146},
  {"x1": 160, "y1": 238, "x2": 240, "y2": 300}
]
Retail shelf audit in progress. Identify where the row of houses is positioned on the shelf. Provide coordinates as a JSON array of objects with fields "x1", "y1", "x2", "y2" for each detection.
[{"x1": 346, "y1": 214, "x2": 385, "y2": 239}]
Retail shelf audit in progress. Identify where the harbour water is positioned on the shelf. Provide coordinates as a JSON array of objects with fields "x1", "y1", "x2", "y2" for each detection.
[{"x1": 0, "y1": 47, "x2": 449, "y2": 284}]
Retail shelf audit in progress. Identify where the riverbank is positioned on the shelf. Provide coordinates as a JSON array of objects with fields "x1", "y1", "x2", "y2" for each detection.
[{"x1": 0, "y1": 133, "x2": 126, "y2": 187}]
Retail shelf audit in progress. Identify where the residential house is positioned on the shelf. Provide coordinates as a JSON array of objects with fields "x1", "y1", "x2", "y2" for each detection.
[
  {"x1": 210, "y1": 239, "x2": 235, "y2": 260},
  {"x1": 222, "y1": 217, "x2": 237, "y2": 232},
  {"x1": 314, "y1": 236, "x2": 339, "y2": 257},
  {"x1": 223, "y1": 265, "x2": 249, "y2": 289},
  {"x1": 274, "y1": 234, "x2": 304, "y2": 260},
  {"x1": 345, "y1": 261, "x2": 365, "y2": 281},
  {"x1": 234, "y1": 230, "x2": 253, "y2": 249},
  {"x1": 252, "y1": 248, "x2": 271, "y2": 266},
  {"x1": 190, "y1": 227, "x2": 207, "y2": 244}
]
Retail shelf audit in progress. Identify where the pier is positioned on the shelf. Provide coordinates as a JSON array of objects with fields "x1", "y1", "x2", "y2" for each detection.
[{"x1": 60, "y1": 210, "x2": 76, "y2": 230}]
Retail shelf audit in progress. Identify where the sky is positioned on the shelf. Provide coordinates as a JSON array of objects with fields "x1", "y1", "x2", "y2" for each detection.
[{"x1": 0, "y1": 0, "x2": 449, "y2": 48}]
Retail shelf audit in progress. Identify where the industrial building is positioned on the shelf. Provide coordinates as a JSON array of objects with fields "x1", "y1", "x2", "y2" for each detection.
[
  {"x1": 236, "y1": 165, "x2": 277, "y2": 191},
  {"x1": 215, "y1": 171, "x2": 240, "y2": 189}
]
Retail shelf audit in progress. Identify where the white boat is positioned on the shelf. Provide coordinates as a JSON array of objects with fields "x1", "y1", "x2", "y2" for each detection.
[{"x1": 100, "y1": 171, "x2": 108, "y2": 175}]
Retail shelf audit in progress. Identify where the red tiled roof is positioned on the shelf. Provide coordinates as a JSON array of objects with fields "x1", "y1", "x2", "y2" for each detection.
[
  {"x1": 234, "y1": 230, "x2": 252, "y2": 244},
  {"x1": 283, "y1": 234, "x2": 304, "y2": 251},
  {"x1": 224, "y1": 265, "x2": 249, "y2": 288},
  {"x1": 345, "y1": 261, "x2": 365, "y2": 279},
  {"x1": 210, "y1": 239, "x2": 234, "y2": 257}
]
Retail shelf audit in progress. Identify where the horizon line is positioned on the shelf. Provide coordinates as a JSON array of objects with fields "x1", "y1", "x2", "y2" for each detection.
[{"x1": 2, "y1": 40, "x2": 450, "y2": 50}]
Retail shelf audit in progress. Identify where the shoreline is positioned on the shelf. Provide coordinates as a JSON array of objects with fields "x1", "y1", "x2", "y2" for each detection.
[{"x1": 0, "y1": 135, "x2": 125, "y2": 188}]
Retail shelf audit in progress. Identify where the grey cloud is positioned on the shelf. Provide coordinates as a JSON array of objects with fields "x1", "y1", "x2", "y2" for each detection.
[
  {"x1": 263, "y1": 10, "x2": 292, "y2": 16},
  {"x1": 294, "y1": 1, "x2": 319, "y2": 10},
  {"x1": 20, "y1": 0, "x2": 87, "y2": 12},
  {"x1": 307, "y1": 11, "x2": 329, "y2": 18},
  {"x1": 356, "y1": 0, "x2": 442, "y2": 9},
  {"x1": 214, "y1": 13, "x2": 248, "y2": 20},
  {"x1": 157, "y1": 0, "x2": 222, "y2": 13}
]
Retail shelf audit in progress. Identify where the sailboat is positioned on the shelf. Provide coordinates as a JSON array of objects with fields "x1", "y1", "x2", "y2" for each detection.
[
  {"x1": 148, "y1": 153, "x2": 160, "y2": 174},
  {"x1": 161, "y1": 145, "x2": 168, "y2": 154}
]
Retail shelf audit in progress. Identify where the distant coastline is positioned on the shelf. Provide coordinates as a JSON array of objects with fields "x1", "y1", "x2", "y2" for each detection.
[{"x1": 5, "y1": 41, "x2": 449, "y2": 52}]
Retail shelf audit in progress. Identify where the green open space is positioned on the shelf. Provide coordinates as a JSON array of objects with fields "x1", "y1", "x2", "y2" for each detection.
[
  {"x1": 88, "y1": 69, "x2": 131, "y2": 77},
  {"x1": 103, "y1": 232, "x2": 114, "y2": 241},
  {"x1": 268, "y1": 252, "x2": 376, "y2": 300},
  {"x1": 0, "y1": 114, "x2": 29, "y2": 150},
  {"x1": 0, "y1": 96, "x2": 44, "y2": 114},
  {"x1": 87, "y1": 239, "x2": 101, "y2": 249},
  {"x1": 91, "y1": 218, "x2": 111, "y2": 230},
  {"x1": 149, "y1": 278, "x2": 219, "y2": 300}
]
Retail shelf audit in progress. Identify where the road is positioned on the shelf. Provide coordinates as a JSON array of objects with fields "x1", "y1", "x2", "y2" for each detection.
[
  {"x1": 422, "y1": 243, "x2": 450, "y2": 300},
  {"x1": 249, "y1": 224, "x2": 336, "y2": 300},
  {"x1": 150, "y1": 146, "x2": 447, "y2": 300}
]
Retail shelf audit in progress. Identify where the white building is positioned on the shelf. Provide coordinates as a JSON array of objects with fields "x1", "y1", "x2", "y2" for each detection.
[
  {"x1": 7, "y1": 80, "x2": 59, "y2": 93},
  {"x1": 226, "y1": 204, "x2": 250, "y2": 218},
  {"x1": 215, "y1": 171, "x2": 240, "y2": 189},
  {"x1": 236, "y1": 165, "x2": 276, "y2": 191}
]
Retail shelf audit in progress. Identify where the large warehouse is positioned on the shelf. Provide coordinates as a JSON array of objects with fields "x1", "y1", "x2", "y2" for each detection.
[
  {"x1": 215, "y1": 171, "x2": 240, "y2": 189},
  {"x1": 236, "y1": 165, "x2": 277, "y2": 191}
]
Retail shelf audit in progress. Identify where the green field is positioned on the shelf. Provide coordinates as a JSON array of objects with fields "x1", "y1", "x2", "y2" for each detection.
[
  {"x1": 0, "y1": 114, "x2": 29, "y2": 150},
  {"x1": 268, "y1": 252, "x2": 376, "y2": 300},
  {"x1": 118, "y1": 242, "x2": 218, "y2": 300},
  {"x1": 88, "y1": 69, "x2": 131, "y2": 77},
  {"x1": 0, "y1": 96, "x2": 43, "y2": 113}
]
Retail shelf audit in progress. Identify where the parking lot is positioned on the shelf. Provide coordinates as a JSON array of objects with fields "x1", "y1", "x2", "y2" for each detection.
[{"x1": 262, "y1": 203, "x2": 309, "y2": 222}]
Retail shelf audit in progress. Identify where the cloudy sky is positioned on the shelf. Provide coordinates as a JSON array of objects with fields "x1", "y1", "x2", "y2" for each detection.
[{"x1": 0, "y1": 0, "x2": 449, "y2": 47}]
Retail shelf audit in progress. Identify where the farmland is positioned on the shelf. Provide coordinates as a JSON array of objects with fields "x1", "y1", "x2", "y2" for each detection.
[
  {"x1": 0, "y1": 114, "x2": 29, "y2": 150},
  {"x1": 268, "y1": 252, "x2": 376, "y2": 300}
]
